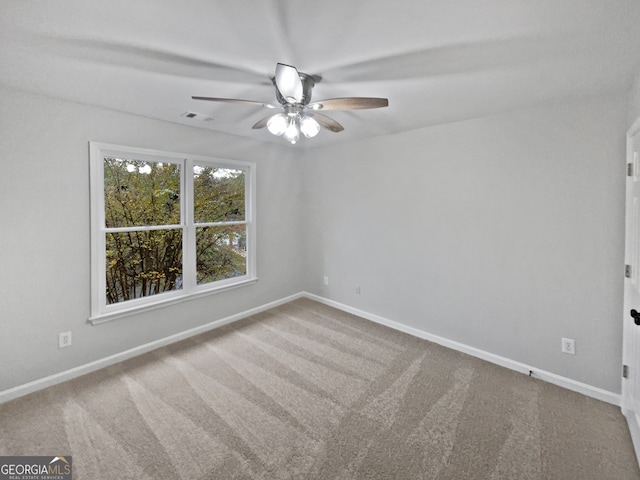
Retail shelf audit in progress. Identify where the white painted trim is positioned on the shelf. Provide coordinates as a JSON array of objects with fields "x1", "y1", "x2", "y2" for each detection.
[
  {"x1": 88, "y1": 141, "x2": 257, "y2": 320},
  {"x1": 303, "y1": 292, "x2": 621, "y2": 406},
  {"x1": 89, "y1": 277, "x2": 259, "y2": 325},
  {"x1": 623, "y1": 117, "x2": 640, "y2": 469},
  {"x1": 1, "y1": 291, "x2": 620, "y2": 407},
  {"x1": 629, "y1": 115, "x2": 640, "y2": 139},
  {"x1": 0, "y1": 292, "x2": 304, "y2": 404},
  {"x1": 623, "y1": 408, "x2": 640, "y2": 463}
]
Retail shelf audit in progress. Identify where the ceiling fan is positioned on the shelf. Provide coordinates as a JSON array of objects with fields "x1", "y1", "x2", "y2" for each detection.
[{"x1": 192, "y1": 63, "x2": 389, "y2": 144}]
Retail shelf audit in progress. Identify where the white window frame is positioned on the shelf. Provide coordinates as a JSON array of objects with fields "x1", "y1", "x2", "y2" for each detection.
[{"x1": 89, "y1": 142, "x2": 257, "y2": 324}]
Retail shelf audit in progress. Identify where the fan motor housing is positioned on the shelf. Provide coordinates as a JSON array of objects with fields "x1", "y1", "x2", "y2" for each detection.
[{"x1": 273, "y1": 72, "x2": 316, "y2": 106}]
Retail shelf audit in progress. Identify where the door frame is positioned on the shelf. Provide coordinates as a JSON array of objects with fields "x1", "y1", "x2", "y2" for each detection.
[{"x1": 622, "y1": 115, "x2": 640, "y2": 464}]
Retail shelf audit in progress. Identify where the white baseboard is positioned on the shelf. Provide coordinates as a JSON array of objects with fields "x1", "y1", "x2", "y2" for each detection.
[
  {"x1": 1, "y1": 291, "x2": 621, "y2": 407},
  {"x1": 0, "y1": 292, "x2": 305, "y2": 404},
  {"x1": 303, "y1": 292, "x2": 621, "y2": 406}
]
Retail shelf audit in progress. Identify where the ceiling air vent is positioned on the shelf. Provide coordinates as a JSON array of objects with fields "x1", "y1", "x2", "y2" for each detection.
[{"x1": 180, "y1": 111, "x2": 214, "y2": 122}]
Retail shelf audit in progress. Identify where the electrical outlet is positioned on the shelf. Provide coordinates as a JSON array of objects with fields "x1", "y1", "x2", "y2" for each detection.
[
  {"x1": 355, "y1": 285, "x2": 361, "y2": 295},
  {"x1": 561, "y1": 337, "x2": 575, "y2": 355},
  {"x1": 323, "y1": 276, "x2": 329, "y2": 286},
  {"x1": 59, "y1": 331, "x2": 72, "y2": 349}
]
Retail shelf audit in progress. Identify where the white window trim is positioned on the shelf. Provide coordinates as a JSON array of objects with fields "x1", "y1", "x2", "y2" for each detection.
[{"x1": 89, "y1": 142, "x2": 257, "y2": 325}]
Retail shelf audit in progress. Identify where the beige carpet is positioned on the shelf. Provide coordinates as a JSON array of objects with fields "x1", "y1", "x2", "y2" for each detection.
[{"x1": 1, "y1": 298, "x2": 639, "y2": 479}]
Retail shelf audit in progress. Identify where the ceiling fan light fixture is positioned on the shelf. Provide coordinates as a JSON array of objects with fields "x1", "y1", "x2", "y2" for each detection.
[
  {"x1": 192, "y1": 63, "x2": 388, "y2": 145},
  {"x1": 266, "y1": 113, "x2": 287, "y2": 136},
  {"x1": 300, "y1": 115, "x2": 320, "y2": 138}
]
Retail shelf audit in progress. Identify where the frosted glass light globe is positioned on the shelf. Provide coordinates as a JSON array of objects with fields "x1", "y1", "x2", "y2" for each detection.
[
  {"x1": 300, "y1": 116, "x2": 321, "y2": 138},
  {"x1": 283, "y1": 120, "x2": 300, "y2": 144},
  {"x1": 266, "y1": 113, "x2": 287, "y2": 136}
]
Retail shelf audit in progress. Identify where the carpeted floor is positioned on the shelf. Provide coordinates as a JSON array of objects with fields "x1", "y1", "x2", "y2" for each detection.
[{"x1": 1, "y1": 298, "x2": 639, "y2": 479}]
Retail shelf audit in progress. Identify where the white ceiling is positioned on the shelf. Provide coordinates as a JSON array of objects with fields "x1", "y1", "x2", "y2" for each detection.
[{"x1": 2, "y1": 0, "x2": 640, "y2": 148}]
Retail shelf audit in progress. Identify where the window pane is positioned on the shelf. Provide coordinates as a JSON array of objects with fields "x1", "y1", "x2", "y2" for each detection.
[
  {"x1": 104, "y1": 157, "x2": 181, "y2": 227},
  {"x1": 106, "y1": 229, "x2": 183, "y2": 304},
  {"x1": 196, "y1": 225, "x2": 247, "y2": 285},
  {"x1": 193, "y1": 166, "x2": 245, "y2": 223}
]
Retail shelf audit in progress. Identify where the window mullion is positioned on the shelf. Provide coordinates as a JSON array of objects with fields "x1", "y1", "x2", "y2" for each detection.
[
  {"x1": 246, "y1": 161, "x2": 257, "y2": 279},
  {"x1": 104, "y1": 224, "x2": 183, "y2": 233},
  {"x1": 193, "y1": 220, "x2": 248, "y2": 228},
  {"x1": 182, "y1": 158, "x2": 196, "y2": 292}
]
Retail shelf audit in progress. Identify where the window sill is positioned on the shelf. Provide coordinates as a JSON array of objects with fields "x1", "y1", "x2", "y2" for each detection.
[{"x1": 88, "y1": 277, "x2": 258, "y2": 325}]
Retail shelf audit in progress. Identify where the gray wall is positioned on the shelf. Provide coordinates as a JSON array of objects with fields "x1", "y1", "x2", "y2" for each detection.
[
  {"x1": 0, "y1": 84, "x2": 632, "y2": 396},
  {"x1": 0, "y1": 86, "x2": 304, "y2": 391},
  {"x1": 302, "y1": 93, "x2": 627, "y2": 393}
]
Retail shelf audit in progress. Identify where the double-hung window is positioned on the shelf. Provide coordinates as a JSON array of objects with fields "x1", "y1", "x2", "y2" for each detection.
[{"x1": 89, "y1": 142, "x2": 256, "y2": 323}]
